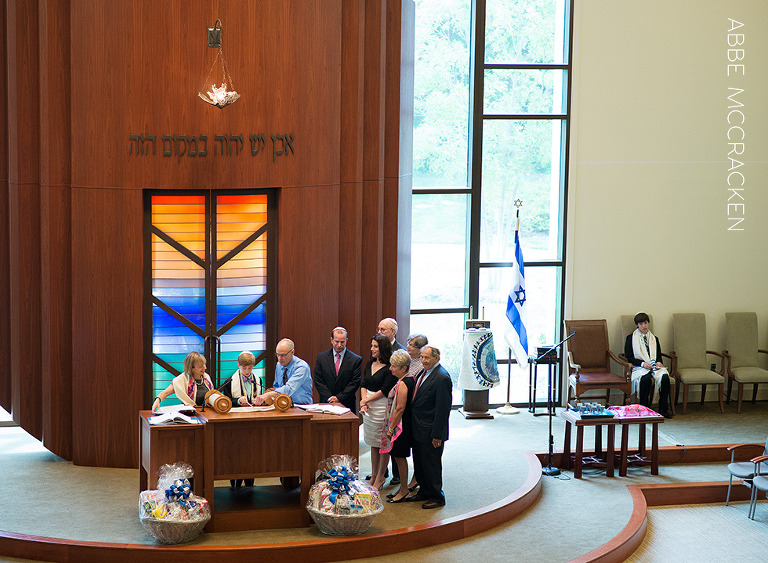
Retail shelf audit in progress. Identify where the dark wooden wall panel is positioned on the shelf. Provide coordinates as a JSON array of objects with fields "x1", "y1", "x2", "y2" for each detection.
[
  {"x1": 338, "y1": 182, "x2": 365, "y2": 355},
  {"x1": 338, "y1": 0, "x2": 366, "y2": 354},
  {"x1": 363, "y1": 1, "x2": 386, "y2": 184},
  {"x1": 359, "y1": 2, "x2": 387, "y2": 343},
  {"x1": 8, "y1": 184, "x2": 42, "y2": 439},
  {"x1": 275, "y1": 186, "x2": 340, "y2": 382},
  {"x1": 387, "y1": 0, "x2": 414, "y2": 338},
  {"x1": 7, "y1": 1, "x2": 42, "y2": 438},
  {"x1": 2, "y1": 0, "x2": 413, "y2": 468},
  {"x1": 40, "y1": 186, "x2": 72, "y2": 459},
  {"x1": 361, "y1": 179, "x2": 385, "y2": 339},
  {"x1": 0, "y1": 0, "x2": 10, "y2": 413},
  {"x1": 69, "y1": 0, "x2": 342, "y2": 191},
  {"x1": 71, "y1": 188, "x2": 143, "y2": 468},
  {"x1": 39, "y1": 0, "x2": 73, "y2": 460}
]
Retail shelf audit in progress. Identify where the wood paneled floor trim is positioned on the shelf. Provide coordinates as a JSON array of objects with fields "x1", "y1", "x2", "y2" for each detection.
[{"x1": 0, "y1": 452, "x2": 542, "y2": 562}]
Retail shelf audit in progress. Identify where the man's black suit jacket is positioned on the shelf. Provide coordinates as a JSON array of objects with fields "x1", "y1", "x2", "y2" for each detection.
[
  {"x1": 313, "y1": 348, "x2": 363, "y2": 413},
  {"x1": 411, "y1": 364, "x2": 452, "y2": 443}
]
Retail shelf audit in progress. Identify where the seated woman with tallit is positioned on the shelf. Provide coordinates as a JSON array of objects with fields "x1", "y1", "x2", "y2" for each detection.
[{"x1": 151, "y1": 351, "x2": 214, "y2": 411}]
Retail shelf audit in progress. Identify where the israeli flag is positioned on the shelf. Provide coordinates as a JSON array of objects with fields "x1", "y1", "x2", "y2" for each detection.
[{"x1": 504, "y1": 227, "x2": 529, "y2": 370}]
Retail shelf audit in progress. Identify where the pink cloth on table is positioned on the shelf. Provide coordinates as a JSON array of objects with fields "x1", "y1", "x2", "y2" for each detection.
[{"x1": 608, "y1": 405, "x2": 659, "y2": 418}]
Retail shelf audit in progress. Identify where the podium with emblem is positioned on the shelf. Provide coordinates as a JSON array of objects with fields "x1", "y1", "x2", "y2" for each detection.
[{"x1": 458, "y1": 320, "x2": 500, "y2": 419}]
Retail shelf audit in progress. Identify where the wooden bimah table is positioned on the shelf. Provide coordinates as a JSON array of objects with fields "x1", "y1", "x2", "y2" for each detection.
[{"x1": 139, "y1": 407, "x2": 359, "y2": 532}]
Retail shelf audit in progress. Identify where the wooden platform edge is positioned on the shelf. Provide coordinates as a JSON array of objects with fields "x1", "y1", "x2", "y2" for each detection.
[
  {"x1": 567, "y1": 480, "x2": 755, "y2": 563},
  {"x1": 0, "y1": 452, "x2": 543, "y2": 563}
]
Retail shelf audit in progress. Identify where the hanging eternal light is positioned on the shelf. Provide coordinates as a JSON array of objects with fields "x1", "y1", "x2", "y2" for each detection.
[{"x1": 198, "y1": 20, "x2": 240, "y2": 109}]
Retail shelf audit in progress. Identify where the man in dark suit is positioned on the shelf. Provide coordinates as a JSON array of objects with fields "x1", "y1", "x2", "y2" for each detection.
[
  {"x1": 377, "y1": 316, "x2": 404, "y2": 484},
  {"x1": 408, "y1": 346, "x2": 452, "y2": 509},
  {"x1": 378, "y1": 317, "x2": 405, "y2": 351},
  {"x1": 313, "y1": 327, "x2": 363, "y2": 413}
]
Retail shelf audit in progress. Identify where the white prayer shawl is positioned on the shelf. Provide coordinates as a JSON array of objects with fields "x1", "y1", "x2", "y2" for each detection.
[
  {"x1": 171, "y1": 372, "x2": 214, "y2": 406},
  {"x1": 631, "y1": 329, "x2": 669, "y2": 404},
  {"x1": 227, "y1": 369, "x2": 263, "y2": 403}
]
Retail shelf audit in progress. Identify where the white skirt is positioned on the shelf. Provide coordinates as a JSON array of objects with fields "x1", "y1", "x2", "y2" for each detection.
[{"x1": 362, "y1": 393, "x2": 387, "y2": 448}]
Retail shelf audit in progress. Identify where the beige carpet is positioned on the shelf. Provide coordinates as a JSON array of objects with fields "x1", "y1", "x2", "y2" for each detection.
[{"x1": 1, "y1": 402, "x2": 768, "y2": 562}]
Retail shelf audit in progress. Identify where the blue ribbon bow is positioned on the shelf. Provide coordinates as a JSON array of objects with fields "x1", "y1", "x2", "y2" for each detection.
[
  {"x1": 326, "y1": 466, "x2": 352, "y2": 505},
  {"x1": 165, "y1": 478, "x2": 192, "y2": 507}
]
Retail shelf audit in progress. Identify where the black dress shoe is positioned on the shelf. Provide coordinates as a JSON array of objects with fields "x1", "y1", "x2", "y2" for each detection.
[
  {"x1": 661, "y1": 410, "x2": 674, "y2": 419},
  {"x1": 389, "y1": 477, "x2": 401, "y2": 486},
  {"x1": 422, "y1": 499, "x2": 445, "y2": 509},
  {"x1": 407, "y1": 493, "x2": 428, "y2": 502}
]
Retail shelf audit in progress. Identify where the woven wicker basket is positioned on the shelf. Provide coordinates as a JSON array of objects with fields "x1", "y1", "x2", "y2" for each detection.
[
  {"x1": 139, "y1": 514, "x2": 210, "y2": 544},
  {"x1": 307, "y1": 504, "x2": 383, "y2": 536}
]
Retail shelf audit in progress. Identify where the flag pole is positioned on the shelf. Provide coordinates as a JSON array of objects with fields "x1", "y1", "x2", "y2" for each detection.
[
  {"x1": 496, "y1": 349, "x2": 519, "y2": 414},
  {"x1": 496, "y1": 207, "x2": 522, "y2": 416}
]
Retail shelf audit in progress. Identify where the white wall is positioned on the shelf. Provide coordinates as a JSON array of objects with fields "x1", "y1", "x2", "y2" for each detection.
[{"x1": 566, "y1": 1, "x2": 768, "y2": 398}]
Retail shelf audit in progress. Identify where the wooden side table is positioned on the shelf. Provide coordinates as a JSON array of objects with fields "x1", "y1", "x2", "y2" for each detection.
[
  {"x1": 560, "y1": 409, "x2": 620, "y2": 478},
  {"x1": 616, "y1": 413, "x2": 664, "y2": 476}
]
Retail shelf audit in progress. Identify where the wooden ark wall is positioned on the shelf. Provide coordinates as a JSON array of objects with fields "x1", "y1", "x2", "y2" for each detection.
[{"x1": 1, "y1": 0, "x2": 414, "y2": 468}]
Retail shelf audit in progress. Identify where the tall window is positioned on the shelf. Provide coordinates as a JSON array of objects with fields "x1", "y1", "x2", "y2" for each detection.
[
  {"x1": 410, "y1": 0, "x2": 571, "y2": 405},
  {"x1": 145, "y1": 192, "x2": 275, "y2": 405}
]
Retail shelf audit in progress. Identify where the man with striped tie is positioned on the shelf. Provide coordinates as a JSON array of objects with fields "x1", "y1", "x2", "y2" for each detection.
[
  {"x1": 408, "y1": 346, "x2": 452, "y2": 509},
  {"x1": 313, "y1": 327, "x2": 363, "y2": 413}
]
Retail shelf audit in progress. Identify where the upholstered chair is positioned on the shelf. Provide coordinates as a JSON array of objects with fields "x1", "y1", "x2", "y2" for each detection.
[
  {"x1": 669, "y1": 313, "x2": 724, "y2": 414},
  {"x1": 726, "y1": 436, "x2": 768, "y2": 508},
  {"x1": 723, "y1": 312, "x2": 768, "y2": 414},
  {"x1": 564, "y1": 319, "x2": 631, "y2": 406}
]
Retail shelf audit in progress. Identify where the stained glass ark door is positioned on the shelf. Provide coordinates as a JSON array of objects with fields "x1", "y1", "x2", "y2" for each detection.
[{"x1": 149, "y1": 193, "x2": 270, "y2": 405}]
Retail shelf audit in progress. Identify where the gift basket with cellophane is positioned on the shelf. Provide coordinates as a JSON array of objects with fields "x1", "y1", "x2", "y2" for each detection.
[
  {"x1": 139, "y1": 462, "x2": 210, "y2": 544},
  {"x1": 307, "y1": 455, "x2": 383, "y2": 535}
]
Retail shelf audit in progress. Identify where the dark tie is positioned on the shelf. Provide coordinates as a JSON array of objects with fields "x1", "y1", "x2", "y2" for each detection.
[
  {"x1": 643, "y1": 334, "x2": 650, "y2": 355},
  {"x1": 413, "y1": 369, "x2": 426, "y2": 397},
  {"x1": 334, "y1": 353, "x2": 341, "y2": 376},
  {"x1": 282, "y1": 366, "x2": 288, "y2": 385}
]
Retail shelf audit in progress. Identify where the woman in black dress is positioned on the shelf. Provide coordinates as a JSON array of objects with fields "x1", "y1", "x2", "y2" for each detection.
[
  {"x1": 359, "y1": 334, "x2": 396, "y2": 489},
  {"x1": 383, "y1": 349, "x2": 415, "y2": 502}
]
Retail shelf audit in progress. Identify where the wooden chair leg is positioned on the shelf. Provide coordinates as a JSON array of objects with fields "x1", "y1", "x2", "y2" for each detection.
[
  {"x1": 737, "y1": 382, "x2": 744, "y2": 414},
  {"x1": 753, "y1": 383, "x2": 759, "y2": 404},
  {"x1": 726, "y1": 376, "x2": 733, "y2": 404},
  {"x1": 674, "y1": 378, "x2": 681, "y2": 406},
  {"x1": 605, "y1": 389, "x2": 611, "y2": 406},
  {"x1": 682, "y1": 384, "x2": 689, "y2": 414},
  {"x1": 669, "y1": 383, "x2": 675, "y2": 416},
  {"x1": 700, "y1": 384, "x2": 706, "y2": 405},
  {"x1": 717, "y1": 383, "x2": 724, "y2": 413}
]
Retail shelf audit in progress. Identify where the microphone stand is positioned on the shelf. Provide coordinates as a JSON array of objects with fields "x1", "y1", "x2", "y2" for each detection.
[{"x1": 539, "y1": 332, "x2": 575, "y2": 476}]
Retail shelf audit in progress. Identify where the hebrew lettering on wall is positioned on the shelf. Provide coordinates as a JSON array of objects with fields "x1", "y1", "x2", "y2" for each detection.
[{"x1": 128, "y1": 132, "x2": 294, "y2": 162}]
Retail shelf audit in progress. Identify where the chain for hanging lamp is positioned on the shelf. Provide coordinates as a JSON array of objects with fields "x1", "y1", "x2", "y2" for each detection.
[{"x1": 197, "y1": 20, "x2": 240, "y2": 108}]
